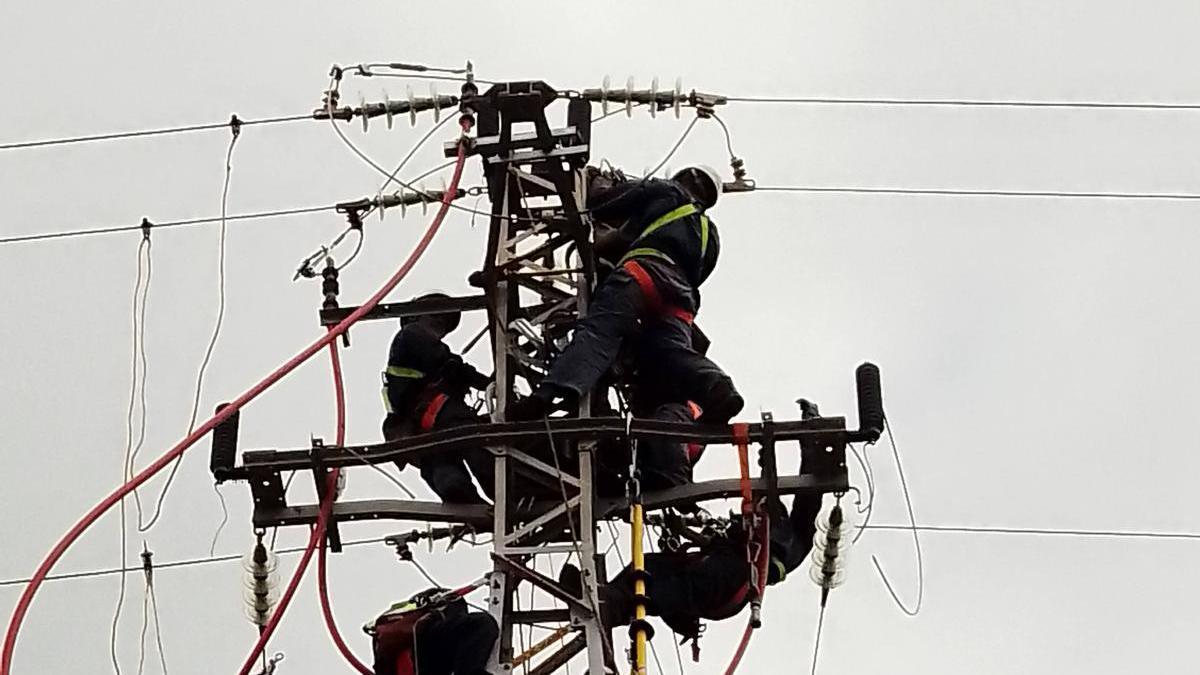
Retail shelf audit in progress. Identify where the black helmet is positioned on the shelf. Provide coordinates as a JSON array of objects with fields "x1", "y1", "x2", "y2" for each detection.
[{"x1": 400, "y1": 291, "x2": 461, "y2": 332}]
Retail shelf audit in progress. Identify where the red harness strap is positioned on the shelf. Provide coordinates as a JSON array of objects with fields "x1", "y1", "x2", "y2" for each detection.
[
  {"x1": 732, "y1": 423, "x2": 752, "y2": 516},
  {"x1": 419, "y1": 392, "x2": 449, "y2": 432},
  {"x1": 622, "y1": 260, "x2": 695, "y2": 324}
]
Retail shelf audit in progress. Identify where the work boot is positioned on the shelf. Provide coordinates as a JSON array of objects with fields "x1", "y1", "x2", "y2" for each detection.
[
  {"x1": 696, "y1": 385, "x2": 744, "y2": 426},
  {"x1": 558, "y1": 563, "x2": 627, "y2": 627},
  {"x1": 506, "y1": 394, "x2": 548, "y2": 421}
]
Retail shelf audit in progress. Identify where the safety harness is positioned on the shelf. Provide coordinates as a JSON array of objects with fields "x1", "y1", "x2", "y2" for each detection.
[
  {"x1": 617, "y1": 202, "x2": 711, "y2": 325},
  {"x1": 382, "y1": 366, "x2": 450, "y2": 433},
  {"x1": 364, "y1": 582, "x2": 484, "y2": 675}
]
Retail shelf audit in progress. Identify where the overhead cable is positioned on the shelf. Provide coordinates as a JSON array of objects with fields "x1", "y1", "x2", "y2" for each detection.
[
  {"x1": 13, "y1": 91, "x2": 1200, "y2": 153},
  {"x1": 726, "y1": 95, "x2": 1200, "y2": 111},
  {"x1": 0, "y1": 114, "x2": 307, "y2": 151}
]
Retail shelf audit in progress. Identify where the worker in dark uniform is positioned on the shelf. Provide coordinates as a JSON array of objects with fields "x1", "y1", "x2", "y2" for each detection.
[
  {"x1": 382, "y1": 293, "x2": 492, "y2": 504},
  {"x1": 366, "y1": 586, "x2": 498, "y2": 675},
  {"x1": 560, "y1": 490, "x2": 822, "y2": 641},
  {"x1": 620, "y1": 325, "x2": 714, "y2": 492},
  {"x1": 508, "y1": 166, "x2": 743, "y2": 426}
]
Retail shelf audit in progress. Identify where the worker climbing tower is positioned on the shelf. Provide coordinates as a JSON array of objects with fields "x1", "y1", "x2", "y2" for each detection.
[{"x1": 208, "y1": 71, "x2": 885, "y2": 675}]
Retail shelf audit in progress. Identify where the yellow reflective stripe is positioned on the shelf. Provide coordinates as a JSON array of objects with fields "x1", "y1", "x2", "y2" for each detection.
[
  {"x1": 636, "y1": 203, "x2": 697, "y2": 242},
  {"x1": 618, "y1": 247, "x2": 676, "y2": 267},
  {"x1": 381, "y1": 388, "x2": 394, "y2": 414},
  {"x1": 699, "y1": 215, "x2": 710, "y2": 259},
  {"x1": 771, "y1": 557, "x2": 787, "y2": 583},
  {"x1": 385, "y1": 365, "x2": 425, "y2": 379}
]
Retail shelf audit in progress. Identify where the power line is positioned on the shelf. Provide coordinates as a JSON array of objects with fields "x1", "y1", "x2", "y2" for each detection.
[
  {"x1": 11, "y1": 92, "x2": 1200, "y2": 154},
  {"x1": 0, "y1": 536, "x2": 390, "y2": 589},
  {"x1": 726, "y1": 95, "x2": 1200, "y2": 111},
  {"x1": 755, "y1": 185, "x2": 1200, "y2": 201},
  {"x1": 1, "y1": 521, "x2": 1198, "y2": 592},
  {"x1": 864, "y1": 524, "x2": 1200, "y2": 540},
  {"x1": 0, "y1": 114, "x2": 309, "y2": 151},
  {"x1": 14, "y1": 179, "x2": 1200, "y2": 248},
  {"x1": 0, "y1": 204, "x2": 335, "y2": 245}
]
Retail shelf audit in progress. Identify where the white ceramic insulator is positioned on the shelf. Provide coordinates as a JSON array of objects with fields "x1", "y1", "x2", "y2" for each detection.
[
  {"x1": 809, "y1": 559, "x2": 847, "y2": 589},
  {"x1": 650, "y1": 77, "x2": 658, "y2": 118},
  {"x1": 674, "y1": 77, "x2": 683, "y2": 118},
  {"x1": 384, "y1": 90, "x2": 395, "y2": 129},
  {"x1": 601, "y1": 75, "x2": 611, "y2": 115},
  {"x1": 359, "y1": 93, "x2": 369, "y2": 133},
  {"x1": 430, "y1": 83, "x2": 440, "y2": 122},
  {"x1": 626, "y1": 77, "x2": 634, "y2": 117},
  {"x1": 407, "y1": 86, "x2": 417, "y2": 127}
]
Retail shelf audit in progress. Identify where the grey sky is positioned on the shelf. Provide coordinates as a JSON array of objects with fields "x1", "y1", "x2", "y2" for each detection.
[{"x1": 3, "y1": 1, "x2": 1200, "y2": 673}]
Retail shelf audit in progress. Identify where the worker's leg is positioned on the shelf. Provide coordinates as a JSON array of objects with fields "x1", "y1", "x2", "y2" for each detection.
[
  {"x1": 638, "y1": 403, "x2": 693, "y2": 491},
  {"x1": 637, "y1": 317, "x2": 743, "y2": 424},
  {"x1": 538, "y1": 268, "x2": 648, "y2": 400},
  {"x1": 414, "y1": 398, "x2": 486, "y2": 504},
  {"x1": 434, "y1": 398, "x2": 494, "y2": 500}
]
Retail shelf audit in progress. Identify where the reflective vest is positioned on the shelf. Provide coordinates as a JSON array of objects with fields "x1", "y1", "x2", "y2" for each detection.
[
  {"x1": 382, "y1": 366, "x2": 449, "y2": 432},
  {"x1": 617, "y1": 203, "x2": 711, "y2": 271}
]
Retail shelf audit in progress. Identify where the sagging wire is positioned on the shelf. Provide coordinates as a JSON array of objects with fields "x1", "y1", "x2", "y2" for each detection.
[
  {"x1": 848, "y1": 444, "x2": 876, "y2": 545},
  {"x1": 114, "y1": 228, "x2": 154, "y2": 675},
  {"x1": 323, "y1": 72, "x2": 507, "y2": 225},
  {"x1": 136, "y1": 547, "x2": 168, "y2": 675},
  {"x1": 209, "y1": 483, "x2": 230, "y2": 556},
  {"x1": 294, "y1": 116, "x2": 456, "y2": 280},
  {"x1": 0, "y1": 118, "x2": 472, "y2": 675},
  {"x1": 341, "y1": 445, "x2": 417, "y2": 499},
  {"x1": 645, "y1": 116, "x2": 699, "y2": 178},
  {"x1": 869, "y1": 417, "x2": 924, "y2": 616},
  {"x1": 139, "y1": 117, "x2": 242, "y2": 534}
]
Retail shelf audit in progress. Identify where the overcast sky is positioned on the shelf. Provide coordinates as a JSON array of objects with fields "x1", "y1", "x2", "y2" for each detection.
[{"x1": 4, "y1": 1, "x2": 1200, "y2": 674}]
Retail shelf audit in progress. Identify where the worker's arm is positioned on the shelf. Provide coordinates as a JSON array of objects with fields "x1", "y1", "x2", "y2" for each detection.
[
  {"x1": 588, "y1": 178, "x2": 682, "y2": 226},
  {"x1": 593, "y1": 222, "x2": 633, "y2": 265},
  {"x1": 766, "y1": 491, "x2": 823, "y2": 584}
]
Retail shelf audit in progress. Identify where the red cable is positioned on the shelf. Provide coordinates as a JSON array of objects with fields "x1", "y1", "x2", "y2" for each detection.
[
  {"x1": 723, "y1": 513, "x2": 771, "y2": 675},
  {"x1": 316, "y1": 338, "x2": 374, "y2": 675},
  {"x1": 1, "y1": 122, "x2": 471, "y2": 675}
]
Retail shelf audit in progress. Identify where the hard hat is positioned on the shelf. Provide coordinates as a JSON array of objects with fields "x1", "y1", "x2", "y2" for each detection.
[{"x1": 671, "y1": 165, "x2": 722, "y2": 209}]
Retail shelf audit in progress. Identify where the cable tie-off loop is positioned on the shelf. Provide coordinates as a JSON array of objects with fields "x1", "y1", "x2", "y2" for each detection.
[
  {"x1": 139, "y1": 217, "x2": 152, "y2": 241},
  {"x1": 140, "y1": 544, "x2": 154, "y2": 586},
  {"x1": 229, "y1": 114, "x2": 242, "y2": 139}
]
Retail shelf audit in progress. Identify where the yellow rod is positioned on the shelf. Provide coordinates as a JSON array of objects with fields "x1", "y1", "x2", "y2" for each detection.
[{"x1": 631, "y1": 501, "x2": 647, "y2": 675}]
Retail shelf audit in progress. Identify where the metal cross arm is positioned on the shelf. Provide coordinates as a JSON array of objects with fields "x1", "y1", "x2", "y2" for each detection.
[{"x1": 229, "y1": 415, "x2": 873, "y2": 478}]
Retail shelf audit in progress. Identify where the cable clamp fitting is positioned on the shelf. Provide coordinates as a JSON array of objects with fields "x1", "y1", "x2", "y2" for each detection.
[
  {"x1": 139, "y1": 217, "x2": 152, "y2": 242},
  {"x1": 229, "y1": 113, "x2": 242, "y2": 139}
]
